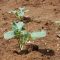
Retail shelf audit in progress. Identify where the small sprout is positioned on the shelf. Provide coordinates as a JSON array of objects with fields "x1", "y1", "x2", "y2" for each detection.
[
  {"x1": 8, "y1": 7, "x2": 29, "y2": 21},
  {"x1": 4, "y1": 22, "x2": 46, "y2": 50}
]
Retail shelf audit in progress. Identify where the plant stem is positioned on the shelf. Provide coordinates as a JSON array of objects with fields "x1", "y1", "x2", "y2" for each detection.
[
  {"x1": 18, "y1": 38, "x2": 24, "y2": 50},
  {"x1": 18, "y1": 38, "x2": 21, "y2": 50}
]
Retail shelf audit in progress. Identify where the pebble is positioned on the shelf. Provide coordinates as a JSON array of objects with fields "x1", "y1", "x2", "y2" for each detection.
[
  {"x1": 47, "y1": 49, "x2": 50, "y2": 52},
  {"x1": 45, "y1": 43, "x2": 47, "y2": 45},
  {"x1": 57, "y1": 48, "x2": 60, "y2": 51},
  {"x1": 57, "y1": 44, "x2": 59, "y2": 47},
  {"x1": 57, "y1": 38, "x2": 59, "y2": 40}
]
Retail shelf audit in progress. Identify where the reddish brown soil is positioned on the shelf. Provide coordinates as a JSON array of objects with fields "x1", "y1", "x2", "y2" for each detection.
[{"x1": 0, "y1": 0, "x2": 60, "y2": 60}]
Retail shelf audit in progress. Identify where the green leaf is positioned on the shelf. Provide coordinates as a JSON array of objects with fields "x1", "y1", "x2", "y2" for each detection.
[
  {"x1": 15, "y1": 7, "x2": 25, "y2": 17},
  {"x1": 17, "y1": 10, "x2": 24, "y2": 17},
  {"x1": 4, "y1": 31, "x2": 15, "y2": 40},
  {"x1": 30, "y1": 30, "x2": 46, "y2": 40},
  {"x1": 12, "y1": 22, "x2": 25, "y2": 31},
  {"x1": 20, "y1": 31, "x2": 30, "y2": 42},
  {"x1": 18, "y1": 7, "x2": 28, "y2": 17},
  {"x1": 19, "y1": 7, "x2": 25, "y2": 12}
]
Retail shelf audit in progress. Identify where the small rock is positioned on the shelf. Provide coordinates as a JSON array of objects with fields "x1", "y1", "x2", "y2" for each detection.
[
  {"x1": 57, "y1": 44, "x2": 59, "y2": 47},
  {"x1": 57, "y1": 48, "x2": 60, "y2": 51},
  {"x1": 57, "y1": 38, "x2": 59, "y2": 40},
  {"x1": 45, "y1": 43, "x2": 47, "y2": 45},
  {"x1": 47, "y1": 49, "x2": 50, "y2": 52}
]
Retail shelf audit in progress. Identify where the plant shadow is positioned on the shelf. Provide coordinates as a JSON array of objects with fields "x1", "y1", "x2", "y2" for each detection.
[
  {"x1": 38, "y1": 48, "x2": 55, "y2": 56},
  {"x1": 13, "y1": 49, "x2": 29, "y2": 55},
  {"x1": 13, "y1": 44, "x2": 55, "y2": 56},
  {"x1": 23, "y1": 16, "x2": 32, "y2": 23}
]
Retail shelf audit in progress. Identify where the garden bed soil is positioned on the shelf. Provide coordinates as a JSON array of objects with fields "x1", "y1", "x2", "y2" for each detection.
[{"x1": 0, "y1": 0, "x2": 60, "y2": 60}]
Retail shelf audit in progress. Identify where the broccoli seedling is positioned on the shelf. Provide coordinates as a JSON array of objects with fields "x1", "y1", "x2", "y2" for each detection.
[
  {"x1": 4, "y1": 22, "x2": 46, "y2": 50},
  {"x1": 8, "y1": 7, "x2": 29, "y2": 21}
]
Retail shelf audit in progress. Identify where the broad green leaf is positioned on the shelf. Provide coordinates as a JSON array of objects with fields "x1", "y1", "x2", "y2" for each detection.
[
  {"x1": 30, "y1": 30, "x2": 46, "y2": 40},
  {"x1": 16, "y1": 22, "x2": 24, "y2": 30},
  {"x1": 4, "y1": 31, "x2": 15, "y2": 40},
  {"x1": 12, "y1": 22, "x2": 25, "y2": 31}
]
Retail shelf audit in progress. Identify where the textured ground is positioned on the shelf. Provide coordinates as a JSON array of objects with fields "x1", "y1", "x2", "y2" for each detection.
[{"x1": 0, "y1": 0, "x2": 60, "y2": 60}]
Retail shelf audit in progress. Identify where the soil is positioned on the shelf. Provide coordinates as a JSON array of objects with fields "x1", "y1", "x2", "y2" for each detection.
[{"x1": 0, "y1": 0, "x2": 60, "y2": 60}]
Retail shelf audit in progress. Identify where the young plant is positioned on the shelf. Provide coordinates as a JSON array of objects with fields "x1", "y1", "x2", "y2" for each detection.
[
  {"x1": 4, "y1": 21, "x2": 46, "y2": 50},
  {"x1": 9, "y1": 7, "x2": 29, "y2": 21}
]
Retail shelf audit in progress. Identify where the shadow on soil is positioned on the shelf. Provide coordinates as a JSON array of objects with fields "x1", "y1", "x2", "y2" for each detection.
[
  {"x1": 23, "y1": 16, "x2": 32, "y2": 23},
  {"x1": 38, "y1": 48, "x2": 55, "y2": 56},
  {"x1": 13, "y1": 44, "x2": 55, "y2": 56}
]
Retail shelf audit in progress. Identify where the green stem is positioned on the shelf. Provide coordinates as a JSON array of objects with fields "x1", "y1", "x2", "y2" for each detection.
[
  {"x1": 18, "y1": 38, "x2": 24, "y2": 50},
  {"x1": 18, "y1": 38, "x2": 21, "y2": 50}
]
